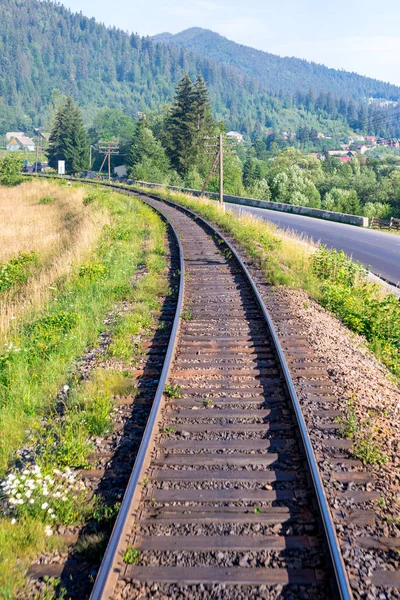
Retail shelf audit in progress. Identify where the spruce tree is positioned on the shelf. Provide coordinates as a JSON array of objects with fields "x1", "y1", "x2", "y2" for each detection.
[
  {"x1": 164, "y1": 74, "x2": 197, "y2": 175},
  {"x1": 47, "y1": 97, "x2": 88, "y2": 174}
]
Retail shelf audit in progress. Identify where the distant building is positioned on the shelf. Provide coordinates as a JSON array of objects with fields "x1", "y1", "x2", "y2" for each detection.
[
  {"x1": 338, "y1": 157, "x2": 352, "y2": 163},
  {"x1": 6, "y1": 138, "x2": 21, "y2": 152},
  {"x1": 5, "y1": 132, "x2": 35, "y2": 151},
  {"x1": 114, "y1": 165, "x2": 128, "y2": 178},
  {"x1": 226, "y1": 131, "x2": 244, "y2": 143},
  {"x1": 5, "y1": 132, "x2": 24, "y2": 141}
]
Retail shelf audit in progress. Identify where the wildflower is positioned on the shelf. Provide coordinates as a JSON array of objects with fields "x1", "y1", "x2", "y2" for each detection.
[
  {"x1": 44, "y1": 525, "x2": 53, "y2": 537},
  {"x1": 11, "y1": 518, "x2": 16, "y2": 525},
  {"x1": 41, "y1": 502, "x2": 49, "y2": 510},
  {"x1": 29, "y1": 499, "x2": 35, "y2": 504},
  {"x1": 25, "y1": 490, "x2": 32, "y2": 499}
]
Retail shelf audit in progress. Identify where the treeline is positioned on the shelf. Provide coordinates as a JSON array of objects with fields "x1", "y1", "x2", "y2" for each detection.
[
  {"x1": 47, "y1": 79, "x2": 400, "y2": 220},
  {"x1": 1, "y1": 0, "x2": 399, "y2": 140}
]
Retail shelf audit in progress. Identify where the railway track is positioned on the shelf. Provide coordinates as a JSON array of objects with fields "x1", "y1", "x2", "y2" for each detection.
[
  {"x1": 89, "y1": 192, "x2": 351, "y2": 600},
  {"x1": 26, "y1": 179, "x2": 399, "y2": 599}
]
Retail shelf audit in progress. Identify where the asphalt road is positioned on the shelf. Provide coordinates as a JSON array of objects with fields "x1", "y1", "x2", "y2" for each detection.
[{"x1": 227, "y1": 203, "x2": 400, "y2": 286}]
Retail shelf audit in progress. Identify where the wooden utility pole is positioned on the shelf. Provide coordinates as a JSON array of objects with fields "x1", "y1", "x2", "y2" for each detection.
[
  {"x1": 219, "y1": 133, "x2": 224, "y2": 207},
  {"x1": 98, "y1": 141, "x2": 119, "y2": 182},
  {"x1": 202, "y1": 134, "x2": 236, "y2": 209}
]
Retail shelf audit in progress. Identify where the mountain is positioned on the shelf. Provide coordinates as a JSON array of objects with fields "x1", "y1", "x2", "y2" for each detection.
[
  {"x1": 152, "y1": 28, "x2": 400, "y2": 101},
  {"x1": 0, "y1": 1, "x2": 398, "y2": 140}
]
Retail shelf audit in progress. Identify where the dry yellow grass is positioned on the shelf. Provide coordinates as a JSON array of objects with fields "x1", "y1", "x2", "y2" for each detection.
[{"x1": 0, "y1": 181, "x2": 109, "y2": 337}]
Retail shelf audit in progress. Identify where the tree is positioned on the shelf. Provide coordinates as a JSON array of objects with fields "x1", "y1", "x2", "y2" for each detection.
[
  {"x1": 164, "y1": 75, "x2": 197, "y2": 175},
  {"x1": 127, "y1": 116, "x2": 172, "y2": 183},
  {"x1": 47, "y1": 97, "x2": 88, "y2": 173},
  {"x1": 243, "y1": 157, "x2": 257, "y2": 188},
  {"x1": 164, "y1": 74, "x2": 216, "y2": 177}
]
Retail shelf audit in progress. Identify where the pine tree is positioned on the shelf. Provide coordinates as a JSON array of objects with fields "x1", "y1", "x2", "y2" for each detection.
[
  {"x1": 47, "y1": 97, "x2": 88, "y2": 173},
  {"x1": 164, "y1": 75, "x2": 197, "y2": 175}
]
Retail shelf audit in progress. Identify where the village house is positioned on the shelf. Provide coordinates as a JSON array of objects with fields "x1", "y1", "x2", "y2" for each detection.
[
  {"x1": 226, "y1": 131, "x2": 244, "y2": 143},
  {"x1": 5, "y1": 132, "x2": 35, "y2": 152}
]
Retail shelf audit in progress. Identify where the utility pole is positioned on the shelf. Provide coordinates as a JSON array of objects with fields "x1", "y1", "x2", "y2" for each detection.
[
  {"x1": 219, "y1": 133, "x2": 224, "y2": 207},
  {"x1": 89, "y1": 145, "x2": 94, "y2": 170},
  {"x1": 202, "y1": 134, "x2": 236, "y2": 209},
  {"x1": 98, "y1": 141, "x2": 119, "y2": 182}
]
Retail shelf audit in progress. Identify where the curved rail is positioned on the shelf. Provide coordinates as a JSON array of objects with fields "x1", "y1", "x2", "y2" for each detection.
[
  {"x1": 151, "y1": 195, "x2": 353, "y2": 600},
  {"x1": 89, "y1": 199, "x2": 185, "y2": 600},
  {"x1": 38, "y1": 177, "x2": 352, "y2": 599}
]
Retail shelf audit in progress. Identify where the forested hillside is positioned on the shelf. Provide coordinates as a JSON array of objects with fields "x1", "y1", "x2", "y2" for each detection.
[
  {"x1": 154, "y1": 28, "x2": 400, "y2": 101},
  {"x1": 0, "y1": 0, "x2": 399, "y2": 138}
]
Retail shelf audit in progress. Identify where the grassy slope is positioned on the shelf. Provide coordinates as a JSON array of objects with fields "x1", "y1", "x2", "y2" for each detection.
[{"x1": 0, "y1": 182, "x2": 170, "y2": 596}]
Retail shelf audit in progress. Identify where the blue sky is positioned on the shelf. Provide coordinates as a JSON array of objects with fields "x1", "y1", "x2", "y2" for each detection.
[{"x1": 60, "y1": 0, "x2": 400, "y2": 85}]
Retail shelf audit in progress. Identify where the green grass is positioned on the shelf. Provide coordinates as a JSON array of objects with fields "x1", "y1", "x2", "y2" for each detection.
[{"x1": 0, "y1": 184, "x2": 169, "y2": 596}]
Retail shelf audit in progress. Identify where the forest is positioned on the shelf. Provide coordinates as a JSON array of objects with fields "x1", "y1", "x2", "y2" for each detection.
[
  {"x1": 43, "y1": 80, "x2": 400, "y2": 220},
  {"x1": 1, "y1": 0, "x2": 400, "y2": 139}
]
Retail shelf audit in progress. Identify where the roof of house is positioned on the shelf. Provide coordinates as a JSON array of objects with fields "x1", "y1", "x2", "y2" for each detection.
[
  {"x1": 5, "y1": 132, "x2": 24, "y2": 140},
  {"x1": 6, "y1": 138, "x2": 20, "y2": 147},
  {"x1": 339, "y1": 157, "x2": 352, "y2": 163},
  {"x1": 16, "y1": 135, "x2": 35, "y2": 147}
]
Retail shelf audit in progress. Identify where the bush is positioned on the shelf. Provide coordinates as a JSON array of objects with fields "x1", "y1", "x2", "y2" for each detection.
[
  {"x1": 0, "y1": 252, "x2": 38, "y2": 293},
  {"x1": 0, "y1": 154, "x2": 23, "y2": 186}
]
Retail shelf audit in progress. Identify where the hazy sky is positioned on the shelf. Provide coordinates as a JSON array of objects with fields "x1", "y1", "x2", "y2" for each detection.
[{"x1": 60, "y1": 0, "x2": 400, "y2": 86}]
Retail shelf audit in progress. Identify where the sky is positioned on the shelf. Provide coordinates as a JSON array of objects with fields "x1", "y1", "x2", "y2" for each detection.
[{"x1": 60, "y1": 0, "x2": 400, "y2": 86}]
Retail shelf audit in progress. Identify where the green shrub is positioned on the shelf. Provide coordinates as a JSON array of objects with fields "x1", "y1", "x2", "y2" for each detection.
[{"x1": 0, "y1": 252, "x2": 38, "y2": 293}]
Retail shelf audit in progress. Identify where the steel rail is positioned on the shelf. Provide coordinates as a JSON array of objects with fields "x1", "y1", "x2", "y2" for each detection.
[
  {"x1": 89, "y1": 195, "x2": 185, "y2": 600},
  {"x1": 142, "y1": 193, "x2": 353, "y2": 600},
  {"x1": 36, "y1": 177, "x2": 351, "y2": 599}
]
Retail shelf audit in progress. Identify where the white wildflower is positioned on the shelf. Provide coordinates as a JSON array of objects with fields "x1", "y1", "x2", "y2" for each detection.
[
  {"x1": 25, "y1": 490, "x2": 32, "y2": 499},
  {"x1": 29, "y1": 499, "x2": 35, "y2": 504},
  {"x1": 44, "y1": 525, "x2": 53, "y2": 537},
  {"x1": 41, "y1": 502, "x2": 49, "y2": 510},
  {"x1": 11, "y1": 518, "x2": 16, "y2": 525}
]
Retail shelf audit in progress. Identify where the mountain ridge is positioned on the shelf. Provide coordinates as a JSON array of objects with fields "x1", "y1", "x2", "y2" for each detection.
[{"x1": 152, "y1": 27, "x2": 400, "y2": 100}]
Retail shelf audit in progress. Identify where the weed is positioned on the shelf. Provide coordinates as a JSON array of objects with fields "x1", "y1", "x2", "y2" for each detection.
[
  {"x1": 254, "y1": 508, "x2": 261, "y2": 514},
  {"x1": 303, "y1": 301, "x2": 309, "y2": 310},
  {"x1": 39, "y1": 196, "x2": 54, "y2": 205},
  {"x1": 203, "y1": 398, "x2": 213, "y2": 408},
  {"x1": 123, "y1": 547, "x2": 141, "y2": 565},
  {"x1": 378, "y1": 498, "x2": 386, "y2": 507},
  {"x1": 354, "y1": 433, "x2": 388, "y2": 466},
  {"x1": 340, "y1": 398, "x2": 360, "y2": 439},
  {"x1": 161, "y1": 426, "x2": 176, "y2": 435},
  {"x1": 78, "y1": 261, "x2": 107, "y2": 280},
  {"x1": 142, "y1": 477, "x2": 149, "y2": 487},
  {"x1": 164, "y1": 384, "x2": 181, "y2": 399},
  {"x1": 182, "y1": 307, "x2": 193, "y2": 321}
]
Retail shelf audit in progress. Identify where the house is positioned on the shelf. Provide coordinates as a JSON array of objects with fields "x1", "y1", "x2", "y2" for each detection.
[
  {"x1": 339, "y1": 157, "x2": 352, "y2": 163},
  {"x1": 5, "y1": 132, "x2": 35, "y2": 151},
  {"x1": 6, "y1": 138, "x2": 21, "y2": 152},
  {"x1": 325, "y1": 150, "x2": 350, "y2": 157},
  {"x1": 5, "y1": 132, "x2": 24, "y2": 141},
  {"x1": 365, "y1": 136, "x2": 377, "y2": 145},
  {"x1": 226, "y1": 131, "x2": 244, "y2": 143},
  {"x1": 356, "y1": 145, "x2": 368, "y2": 154}
]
